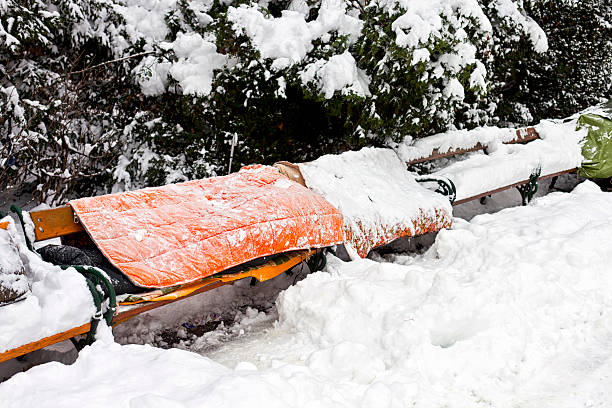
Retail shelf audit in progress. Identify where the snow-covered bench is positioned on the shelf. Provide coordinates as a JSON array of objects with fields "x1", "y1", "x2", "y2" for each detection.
[
  {"x1": 1, "y1": 205, "x2": 315, "y2": 363},
  {"x1": 396, "y1": 121, "x2": 584, "y2": 206},
  {"x1": 1, "y1": 166, "x2": 339, "y2": 362},
  {"x1": 275, "y1": 148, "x2": 453, "y2": 259}
]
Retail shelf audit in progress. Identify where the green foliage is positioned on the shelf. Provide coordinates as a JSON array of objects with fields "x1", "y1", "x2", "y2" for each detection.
[
  {"x1": 134, "y1": 0, "x2": 368, "y2": 186},
  {"x1": 484, "y1": 0, "x2": 612, "y2": 124},
  {"x1": 2, "y1": 0, "x2": 610, "y2": 204},
  {"x1": 355, "y1": 6, "x2": 489, "y2": 141},
  {"x1": 523, "y1": 0, "x2": 612, "y2": 120},
  {"x1": 0, "y1": 0, "x2": 141, "y2": 203}
]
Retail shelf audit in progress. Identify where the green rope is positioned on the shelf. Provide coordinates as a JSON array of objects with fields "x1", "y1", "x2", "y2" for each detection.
[
  {"x1": 10, "y1": 205, "x2": 33, "y2": 251},
  {"x1": 83, "y1": 278, "x2": 103, "y2": 347},
  {"x1": 61, "y1": 265, "x2": 117, "y2": 349},
  {"x1": 74, "y1": 265, "x2": 117, "y2": 325},
  {"x1": 8, "y1": 204, "x2": 116, "y2": 348},
  {"x1": 307, "y1": 249, "x2": 327, "y2": 273}
]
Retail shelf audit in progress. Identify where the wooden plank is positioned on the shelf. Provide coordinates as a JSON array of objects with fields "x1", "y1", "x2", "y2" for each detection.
[
  {"x1": 512, "y1": 127, "x2": 539, "y2": 144},
  {"x1": 0, "y1": 282, "x2": 229, "y2": 364},
  {"x1": 112, "y1": 281, "x2": 228, "y2": 326},
  {"x1": 0, "y1": 323, "x2": 90, "y2": 363},
  {"x1": 0, "y1": 250, "x2": 314, "y2": 362},
  {"x1": 453, "y1": 168, "x2": 577, "y2": 206},
  {"x1": 118, "y1": 250, "x2": 313, "y2": 305},
  {"x1": 538, "y1": 168, "x2": 578, "y2": 181},
  {"x1": 406, "y1": 127, "x2": 540, "y2": 166},
  {"x1": 406, "y1": 144, "x2": 486, "y2": 165},
  {"x1": 30, "y1": 206, "x2": 84, "y2": 241}
]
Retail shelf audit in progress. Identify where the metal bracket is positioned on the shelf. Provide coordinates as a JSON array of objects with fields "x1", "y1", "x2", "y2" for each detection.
[
  {"x1": 416, "y1": 176, "x2": 457, "y2": 204},
  {"x1": 516, "y1": 167, "x2": 541, "y2": 206}
]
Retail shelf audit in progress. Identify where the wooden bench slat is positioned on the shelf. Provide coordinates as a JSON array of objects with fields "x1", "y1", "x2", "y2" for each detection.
[
  {"x1": 452, "y1": 168, "x2": 577, "y2": 206},
  {"x1": 0, "y1": 126, "x2": 569, "y2": 363},
  {"x1": 406, "y1": 143, "x2": 486, "y2": 165},
  {"x1": 511, "y1": 127, "x2": 540, "y2": 144},
  {"x1": 0, "y1": 280, "x2": 232, "y2": 363},
  {"x1": 406, "y1": 127, "x2": 540, "y2": 166},
  {"x1": 0, "y1": 323, "x2": 91, "y2": 363},
  {"x1": 0, "y1": 248, "x2": 314, "y2": 363},
  {"x1": 30, "y1": 206, "x2": 84, "y2": 241}
]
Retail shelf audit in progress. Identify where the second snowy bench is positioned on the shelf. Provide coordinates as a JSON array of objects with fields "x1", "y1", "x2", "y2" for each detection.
[{"x1": 400, "y1": 122, "x2": 584, "y2": 206}]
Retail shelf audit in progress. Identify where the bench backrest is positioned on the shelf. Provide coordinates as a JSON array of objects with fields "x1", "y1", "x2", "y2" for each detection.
[
  {"x1": 29, "y1": 206, "x2": 84, "y2": 242},
  {"x1": 25, "y1": 127, "x2": 543, "y2": 243},
  {"x1": 405, "y1": 127, "x2": 539, "y2": 166}
]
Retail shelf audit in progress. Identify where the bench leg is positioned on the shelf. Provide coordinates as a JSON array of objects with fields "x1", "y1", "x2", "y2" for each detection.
[
  {"x1": 516, "y1": 168, "x2": 541, "y2": 206},
  {"x1": 479, "y1": 195, "x2": 492, "y2": 205},
  {"x1": 549, "y1": 176, "x2": 558, "y2": 190}
]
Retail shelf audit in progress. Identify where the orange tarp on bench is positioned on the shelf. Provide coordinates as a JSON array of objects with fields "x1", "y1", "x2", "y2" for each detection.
[{"x1": 69, "y1": 165, "x2": 344, "y2": 288}]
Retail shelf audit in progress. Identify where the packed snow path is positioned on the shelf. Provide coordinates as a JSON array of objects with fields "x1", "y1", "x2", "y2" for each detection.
[{"x1": 2, "y1": 181, "x2": 612, "y2": 407}]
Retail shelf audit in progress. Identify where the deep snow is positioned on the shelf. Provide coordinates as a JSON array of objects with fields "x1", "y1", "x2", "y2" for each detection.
[
  {"x1": 2, "y1": 180, "x2": 612, "y2": 407},
  {"x1": 0, "y1": 217, "x2": 94, "y2": 354},
  {"x1": 299, "y1": 147, "x2": 452, "y2": 258}
]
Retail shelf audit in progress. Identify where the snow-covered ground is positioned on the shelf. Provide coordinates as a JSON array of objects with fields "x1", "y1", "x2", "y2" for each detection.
[
  {"x1": 0, "y1": 217, "x2": 95, "y2": 356},
  {"x1": 2, "y1": 179, "x2": 612, "y2": 407}
]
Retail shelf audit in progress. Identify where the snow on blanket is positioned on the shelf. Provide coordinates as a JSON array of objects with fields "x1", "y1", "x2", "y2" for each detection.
[
  {"x1": 69, "y1": 165, "x2": 343, "y2": 288},
  {"x1": 4, "y1": 181, "x2": 612, "y2": 407},
  {"x1": 0, "y1": 218, "x2": 94, "y2": 354},
  {"x1": 298, "y1": 147, "x2": 453, "y2": 258}
]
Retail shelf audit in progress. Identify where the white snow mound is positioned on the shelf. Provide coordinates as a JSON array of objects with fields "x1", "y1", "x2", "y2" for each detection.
[
  {"x1": 3, "y1": 182, "x2": 612, "y2": 408},
  {"x1": 299, "y1": 147, "x2": 452, "y2": 257},
  {"x1": 0, "y1": 217, "x2": 94, "y2": 354}
]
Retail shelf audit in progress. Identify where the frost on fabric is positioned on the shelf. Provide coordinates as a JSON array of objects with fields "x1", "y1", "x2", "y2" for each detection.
[
  {"x1": 69, "y1": 165, "x2": 343, "y2": 288},
  {"x1": 298, "y1": 148, "x2": 452, "y2": 258},
  {"x1": 0, "y1": 218, "x2": 94, "y2": 354}
]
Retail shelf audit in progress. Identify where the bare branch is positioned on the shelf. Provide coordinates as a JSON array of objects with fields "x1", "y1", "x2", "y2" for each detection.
[{"x1": 64, "y1": 51, "x2": 156, "y2": 77}]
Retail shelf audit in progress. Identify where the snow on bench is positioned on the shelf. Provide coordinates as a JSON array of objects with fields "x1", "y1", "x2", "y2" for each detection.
[
  {"x1": 395, "y1": 126, "x2": 536, "y2": 164},
  {"x1": 397, "y1": 120, "x2": 585, "y2": 205},
  {"x1": 290, "y1": 148, "x2": 453, "y2": 258},
  {"x1": 0, "y1": 166, "x2": 342, "y2": 362},
  {"x1": 0, "y1": 217, "x2": 94, "y2": 356}
]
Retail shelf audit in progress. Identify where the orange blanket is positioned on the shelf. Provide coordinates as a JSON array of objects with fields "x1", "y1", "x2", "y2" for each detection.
[{"x1": 69, "y1": 166, "x2": 343, "y2": 288}]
